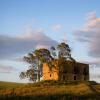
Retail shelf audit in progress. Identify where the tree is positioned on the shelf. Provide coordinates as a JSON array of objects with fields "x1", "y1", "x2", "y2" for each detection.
[
  {"x1": 20, "y1": 42, "x2": 75, "y2": 82},
  {"x1": 20, "y1": 67, "x2": 34, "y2": 81},
  {"x1": 54, "y1": 42, "x2": 75, "y2": 80},
  {"x1": 57, "y1": 42, "x2": 75, "y2": 61},
  {"x1": 50, "y1": 46, "x2": 56, "y2": 59},
  {"x1": 33, "y1": 48, "x2": 52, "y2": 81},
  {"x1": 20, "y1": 48, "x2": 52, "y2": 82},
  {"x1": 20, "y1": 53, "x2": 37, "y2": 81}
]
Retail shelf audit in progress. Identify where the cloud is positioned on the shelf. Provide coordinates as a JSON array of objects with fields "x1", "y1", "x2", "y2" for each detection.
[
  {"x1": 90, "y1": 73, "x2": 100, "y2": 83},
  {"x1": 0, "y1": 65, "x2": 17, "y2": 73},
  {"x1": 0, "y1": 29, "x2": 57, "y2": 60},
  {"x1": 74, "y1": 11, "x2": 100, "y2": 58},
  {"x1": 18, "y1": 28, "x2": 45, "y2": 39},
  {"x1": 91, "y1": 74, "x2": 100, "y2": 79},
  {"x1": 52, "y1": 24, "x2": 62, "y2": 32},
  {"x1": 79, "y1": 59, "x2": 100, "y2": 65},
  {"x1": 36, "y1": 44, "x2": 49, "y2": 49}
]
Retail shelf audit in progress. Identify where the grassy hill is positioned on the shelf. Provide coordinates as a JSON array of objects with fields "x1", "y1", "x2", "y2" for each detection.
[
  {"x1": 0, "y1": 80, "x2": 100, "y2": 100},
  {"x1": 0, "y1": 81, "x2": 25, "y2": 90}
]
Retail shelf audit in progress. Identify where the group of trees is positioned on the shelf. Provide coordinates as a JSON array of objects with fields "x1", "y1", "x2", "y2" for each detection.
[{"x1": 20, "y1": 42, "x2": 75, "y2": 82}]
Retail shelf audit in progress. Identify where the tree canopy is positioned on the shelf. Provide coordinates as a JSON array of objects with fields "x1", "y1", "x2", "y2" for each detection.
[{"x1": 20, "y1": 42, "x2": 75, "y2": 82}]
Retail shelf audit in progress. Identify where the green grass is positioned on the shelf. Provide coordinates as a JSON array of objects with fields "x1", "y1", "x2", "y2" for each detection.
[{"x1": 0, "y1": 80, "x2": 100, "y2": 100}]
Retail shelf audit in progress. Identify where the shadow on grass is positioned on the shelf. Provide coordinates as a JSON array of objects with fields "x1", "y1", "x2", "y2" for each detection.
[{"x1": 0, "y1": 93, "x2": 100, "y2": 100}]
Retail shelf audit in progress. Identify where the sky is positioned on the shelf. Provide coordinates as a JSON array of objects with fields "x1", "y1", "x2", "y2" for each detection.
[{"x1": 0, "y1": 0, "x2": 100, "y2": 83}]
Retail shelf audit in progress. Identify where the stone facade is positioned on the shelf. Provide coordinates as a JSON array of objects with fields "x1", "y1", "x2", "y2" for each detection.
[{"x1": 43, "y1": 61, "x2": 89, "y2": 81}]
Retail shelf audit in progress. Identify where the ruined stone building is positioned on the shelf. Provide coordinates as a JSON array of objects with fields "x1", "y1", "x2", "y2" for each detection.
[{"x1": 43, "y1": 60, "x2": 89, "y2": 81}]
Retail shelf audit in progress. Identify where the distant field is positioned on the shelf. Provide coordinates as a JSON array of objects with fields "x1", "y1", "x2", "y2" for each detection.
[
  {"x1": 0, "y1": 80, "x2": 100, "y2": 100},
  {"x1": 0, "y1": 81, "x2": 25, "y2": 90}
]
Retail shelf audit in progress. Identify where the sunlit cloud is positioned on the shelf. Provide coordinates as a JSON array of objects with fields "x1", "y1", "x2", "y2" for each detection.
[
  {"x1": 18, "y1": 28, "x2": 45, "y2": 39},
  {"x1": 36, "y1": 44, "x2": 49, "y2": 49},
  {"x1": 52, "y1": 24, "x2": 62, "y2": 32},
  {"x1": 74, "y1": 11, "x2": 100, "y2": 58}
]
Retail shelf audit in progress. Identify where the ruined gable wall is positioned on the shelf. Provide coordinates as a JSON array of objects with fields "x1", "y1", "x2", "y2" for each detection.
[{"x1": 43, "y1": 61, "x2": 89, "y2": 81}]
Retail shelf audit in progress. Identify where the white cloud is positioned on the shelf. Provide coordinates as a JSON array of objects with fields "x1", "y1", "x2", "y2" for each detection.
[
  {"x1": 0, "y1": 65, "x2": 17, "y2": 73},
  {"x1": 36, "y1": 44, "x2": 49, "y2": 49},
  {"x1": 18, "y1": 28, "x2": 45, "y2": 39},
  {"x1": 74, "y1": 11, "x2": 100, "y2": 58},
  {"x1": 0, "y1": 29, "x2": 57, "y2": 60},
  {"x1": 52, "y1": 24, "x2": 62, "y2": 32}
]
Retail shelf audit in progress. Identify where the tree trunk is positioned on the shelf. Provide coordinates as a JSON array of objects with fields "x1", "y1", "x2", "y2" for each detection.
[
  {"x1": 37, "y1": 59, "x2": 40, "y2": 82},
  {"x1": 37, "y1": 70, "x2": 40, "y2": 81}
]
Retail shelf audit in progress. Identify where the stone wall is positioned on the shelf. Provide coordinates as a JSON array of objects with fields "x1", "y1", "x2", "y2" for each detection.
[
  {"x1": 43, "y1": 63, "x2": 58, "y2": 80},
  {"x1": 43, "y1": 61, "x2": 89, "y2": 81}
]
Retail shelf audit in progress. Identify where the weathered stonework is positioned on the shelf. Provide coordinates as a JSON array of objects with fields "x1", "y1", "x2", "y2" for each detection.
[{"x1": 43, "y1": 61, "x2": 89, "y2": 81}]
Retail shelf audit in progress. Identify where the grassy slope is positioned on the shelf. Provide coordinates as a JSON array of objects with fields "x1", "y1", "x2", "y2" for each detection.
[
  {"x1": 0, "y1": 81, "x2": 25, "y2": 90},
  {"x1": 0, "y1": 81, "x2": 100, "y2": 100}
]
